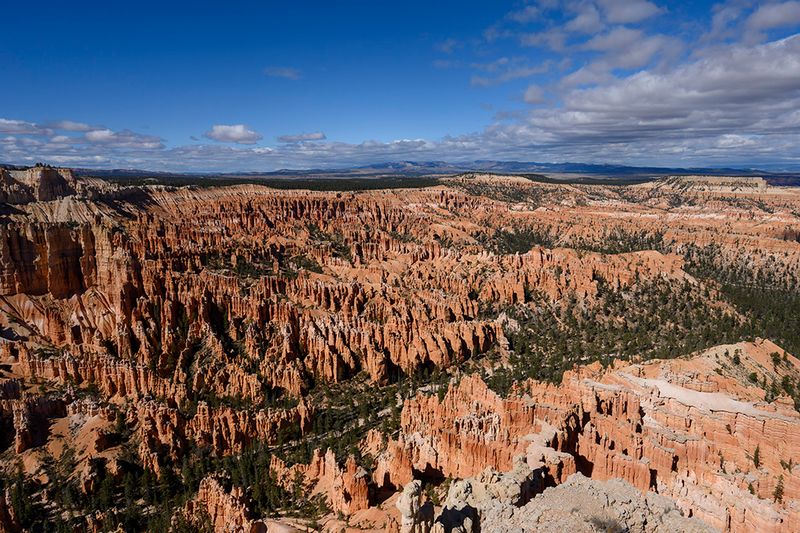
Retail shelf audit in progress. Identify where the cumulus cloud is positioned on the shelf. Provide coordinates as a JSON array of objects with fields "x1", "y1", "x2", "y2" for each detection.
[
  {"x1": 203, "y1": 124, "x2": 263, "y2": 144},
  {"x1": 0, "y1": 118, "x2": 44, "y2": 135},
  {"x1": 560, "y1": 66, "x2": 613, "y2": 87},
  {"x1": 553, "y1": 27, "x2": 674, "y2": 87},
  {"x1": 747, "y1": 1, "x2": 800, "y2": 31},
  {"x1": 508, "y1": 5, "x2": 540, "y2": 24},
  {"x1": 264, "y1": 66, "x2": 302, "y2": 80},
  {"x1": 0, "y1": 120, "x2": 162, "y2": 152},
  {"x1": 520, "y1": 28, "x2": 567, "y2": 51},
  {"x1": 48, "y1": 120, "x2": 93, "y2": 132},
  {"x1": 706, "y1": 2, "x2": 747, "y2": 42},
  {"x1": 526, "y1": 34, "x2": 800, "y2": 149},
  {"x1": 597, "y1": 0, "x2": 664, "y2": 24},
  {"x1": 470, "y1": 57, "x2": 551, "y2": 86},
  {"x1": 523, "y1": 85, "x2": 546, "y2": 104},
  {"x1": 584, "y1": 26, "x2": 643, "y2": 51},
  {"x1": 278, "y1": 132, "x2": 327, "y2": 143},
  {"x1": 85, "y1": 129, "x2": 115, "y2": 142},
  {"x1": 565, "y1": 4, "x2": 604, "y2": 34},
  {"x1": 85, "y1": 128, "x2": 164, "y2": 149},
  {"x1": 3, "y1": 5, "x2": 800, "y2": 172}
]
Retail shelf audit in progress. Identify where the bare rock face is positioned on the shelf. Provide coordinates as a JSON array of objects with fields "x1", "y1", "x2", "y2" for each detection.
[
  {"x1": 0, "y1": 487, "x2": 19, "y2": 533},
  {"x1": 0, "y1": 223, "x2": 91, "y2": 298},
  {"x1": 396, "y1": 480, "x2": 433, "y2": 533},
  {"x1": 478, "y1": 473, "x2": 716, "y2": 533},
  {"x1": 16, "y1": 167, "x2": 77, "y2": 201},
  {"x1": 318, "y1": 452, "x2": 371, "y2": 517},
  {"x1": 374, "y1": 374, "x2": 578, "y2": 490},
  {"x1": 425, "y1": 457, "x2": 555, "y2": 532},
  {"x1": 184, "y1": 475, "x2": 269, "y2": 533},
  {"x1": 0, "y1": 394, "x2": 67, "y2": 453},
  {"x1": 1, "y1": 167, "x2": 77, "y2": 203},
  {"x1": 268, "y1": 448, "x2": 370, "y2": 517}
]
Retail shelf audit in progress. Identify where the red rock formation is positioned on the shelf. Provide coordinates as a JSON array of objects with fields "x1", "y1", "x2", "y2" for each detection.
[
  {"x1": 17, "y1": 344, "x2": 187, "y2": 406},
  {"x1": 0, "y1": 167, "x2": 77, "y2": 204},
  {"x1": 132, "y1": 399, "x2": 312, "y2": 473},
  {"x1": 0, "y1": 394, "x2": 66, "y2": 453},
  {"x1": 0, "y1": 487, "x2": 19, "y2": 533},
  {"x1": 374, "y1": 340, "x2": 800, "y2": 532},
  {"x1": 184, "y1": 475, "x2": 268, "y2": 533},
  {"x1": 1, "y1": 169, "x2": 799, "y2": 531},
  {"x1": 269, "y1": 448, "x2": 370, "y2": 517}
]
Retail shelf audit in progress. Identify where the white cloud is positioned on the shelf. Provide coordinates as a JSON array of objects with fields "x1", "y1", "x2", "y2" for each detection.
[
  {"x1": 597, "y1": 0, "x2": 664, "y2": 24},
  {"x1": 559, "y1": 27, "x2": 674, "y2": 85},
  {"x1": 520, "y1": 29, "x2": 567, "y2": 51},
  {"x1": 508, "y1": 5, "x2": 540, "y2": 23},
  {"x1": 50, "y1": 120, "x2": 93, "y2": 132},
  {"x1": 203, "y1": 124, "x2": 263, "y2": 145},
  {"x1": 0, "y1": 118, "x2": 43, "y2": 135},
  {"x1": 470, "y1": 57, "x2": 551, "y2": 86},
  {"x1": 561, "y1": 65, "x2": 614, "y2": 86},
  {"x1": 523, "y1": 85, "x2": 546, "y2": 104},
  {"x1": 278, "y1": 132, "x2": 327, "y2": 143},
  {"x1": 85, "y1": 128, "x2": 164, "y2": 149},
  {"x1": 584, "y1": 27, "x2": 643, "y2": 51},
  {"x1": 85, "y1": 129, "x2": 115, "y2": 142},
  {"x1": 264, "y1": 66, "x2": 302, "y2": 80},
  {"x1": 715, "y1": 134, "x2": 757, "y2": 148},
  {"x1": 747, "y1": 1, "x2": 800, "y2": 31},
  {"x1": 565, "y1": 4, "x2": 604, "y2": 34},
  {"x1": 529, "y1": 34, "x2": 800, "y2": 146},
  {"x1": 436, "y1": 38, "x2": 460, "y2": 54},
  {"x1": 706, "y1": 2, "x2": 746, "y2": 42}
]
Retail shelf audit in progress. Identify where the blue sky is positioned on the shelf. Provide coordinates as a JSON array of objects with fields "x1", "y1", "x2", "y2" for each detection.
[{"x1": 2, "y1": 1, "x2": 800, "y2": 171}]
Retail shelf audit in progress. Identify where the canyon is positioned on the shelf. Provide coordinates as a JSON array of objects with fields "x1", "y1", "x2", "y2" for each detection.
[{"x1": 0, "y1": 166, "x2": 799, "y2": 532}]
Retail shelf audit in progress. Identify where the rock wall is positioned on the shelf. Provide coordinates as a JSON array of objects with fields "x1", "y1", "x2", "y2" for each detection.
[
  {"x1": 184, "y1": 475, "x2": 268, "y2": 533},
  {"x1": 269, "y1": 448, "x2": 370, "y2": 517}
]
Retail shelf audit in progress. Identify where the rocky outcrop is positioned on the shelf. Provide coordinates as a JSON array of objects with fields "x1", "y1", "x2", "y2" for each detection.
[
  {"x1": 0, "y1": 394, "x2": 66, "y2": 453},
  {"x1": 184, "y1": 475, "x2": 268, "y2": 533},
  {"x1": 374, "y1": 374, "x2": 578, "y2": 490},
  {"x1": 477, "y1": 472, "x2": 715, "y2": 532},
  {"x1": 269, "y1": 448, "x2": 370, "y2": 517},
  {"x1": 187, "y1": 400, "x2": 312, "y2": 453},
  {"x1": 0, "y1": 167, "x2": 77, "y2": 204},
  {"x1": 133, "y1": 399, "x2": 312, "y2": 473},
  {"x1": 0, "y1": 487, "x2": 19, "y2": 533},
  {"x1": 17, "y1": 345, "x2": 187, "y2": 406},
  {"x1": 0, "y1": 223, "x2": 93, "y2": 298},
  {"x1": 395, "y1": 465, "x2": 715, "y2": 532},
  {"x1": 374, "y1": 341, "x2": 800, "y2": 532},
  {"x1": 430, "y1": 458, "x2": 545, "y2": 533},
  {"x1": 396, "y1": 480, "x2": 433, "y2": 533}
]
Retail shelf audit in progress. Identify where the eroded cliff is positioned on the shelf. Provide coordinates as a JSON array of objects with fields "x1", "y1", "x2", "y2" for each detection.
[{"x1": 1, "y1": 169, "x2": 799, "y2": 531}]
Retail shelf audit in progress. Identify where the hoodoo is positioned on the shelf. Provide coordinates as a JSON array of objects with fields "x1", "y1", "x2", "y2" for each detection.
[{"x1": 0, "y1": 167, "x2": 798, "y2": 531}]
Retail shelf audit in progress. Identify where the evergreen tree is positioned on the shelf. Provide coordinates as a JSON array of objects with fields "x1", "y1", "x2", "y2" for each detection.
[{"x1": 774, "y1": 475, "x2": 784, "y2": 503}]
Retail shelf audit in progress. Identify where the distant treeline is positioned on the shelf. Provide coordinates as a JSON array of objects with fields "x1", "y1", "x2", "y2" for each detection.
[{"x1": 100, "y1": 174, "x2": 445, "y2": 190}]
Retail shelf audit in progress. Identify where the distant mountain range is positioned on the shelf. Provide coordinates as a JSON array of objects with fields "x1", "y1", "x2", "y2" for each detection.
[{"x1": 3, "y1": 160, "x2": 799, "y2": 185}]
